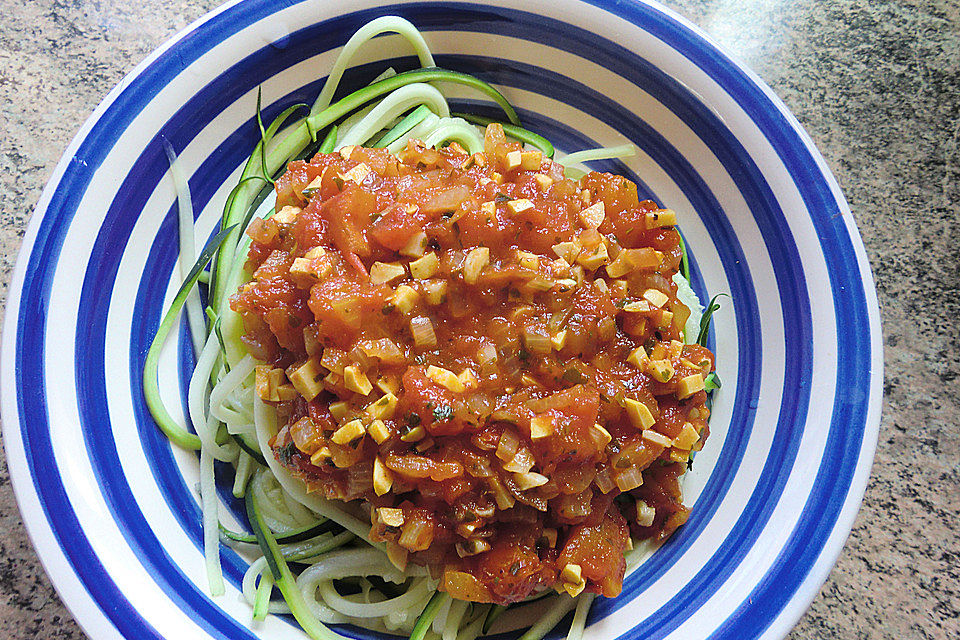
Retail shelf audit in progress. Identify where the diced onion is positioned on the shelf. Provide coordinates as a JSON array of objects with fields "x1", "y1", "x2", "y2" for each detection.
[
  {"x1": 594, "y1": 466, "x2": 616, "y2": 494},
  {"x1": 410, "y1": 316, "x2": 438, "y2": 347},
  {"x1": 503, "y1": 447, "x2": 535, "y2": 474},
  {"x1": 423, "y1": 185, "x2": 469, "y2": 214},
  {"x1": 496, "y1": 429, "x2": 520, "y2": 461},
  {"x1": 463, "y1": 453, "x2": 494, "y2": 478},
  {"x1": 344, "y1": 461, "x2": 374, "y2": 500},
  {"x1": 615, "y1": 466, "x2": 644, "y2": 491},
  {"x1": 359, "y1": 338, "x2": 405, "y2": 364},
  {"x1": 399, "y1": 518, "x2": 435, "y2": 551},
  {"x1": 464, "y1": 393, "x2": 494, "y2": 418},
  {"x1": 522, "y1": 327, "x2": 552, "y2": 355},
  {"x1": 476, "y1": 343, "x2": 498, "y2": 365}
]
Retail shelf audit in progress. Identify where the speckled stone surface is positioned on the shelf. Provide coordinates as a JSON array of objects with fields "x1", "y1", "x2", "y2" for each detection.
[{"x1": 0, "y1": 1, "x2": 957, "y2": 638}]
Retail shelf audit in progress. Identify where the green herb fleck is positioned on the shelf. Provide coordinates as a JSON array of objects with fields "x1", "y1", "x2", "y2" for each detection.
[{"x1": 276, "y1": 442, "x2": 298, "y2": 466}]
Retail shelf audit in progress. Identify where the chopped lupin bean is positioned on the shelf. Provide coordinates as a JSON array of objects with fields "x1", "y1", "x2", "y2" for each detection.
[
  {"x1": 400, "y1": 231, "x2": 429, "y2": 257},
  {"x1": 426, "y1": 365, "x2": 465, "y2": 392},
  {"x1": 576, "y1": 242, "x2": 609, "y2": 270},
  {"x1": 642, "y1": 288, "x2": 669, "y2": 308},
  {"x1": 514, "y1": 471, "x2": 549, "y2": 490},
  {"x1": 288, "y1": 359, "x2": 324, "y2": 401},
  {"x1": 373, "y1": 458, "x2": 393, "y2": 496},
  {"x1": 645, "y1": 208, "x2": 677, "y2": 228},
  {"x1": 648, "y1": 359, "x2": 675, "y2": 382},
  {"x1": 627, "y1": 346, "x2": 649, "y2": 368},
  {"x1": 370, "y1": 261, "x2": 406, "y2": 285},
  {"x1": 624, "y1": 398, "x2": 656, "y2": 429},
  {"x1": 366, "y1": 393, "x2": 399, "y2": 420},
  {"x1": 673, "y1": 422, "x2": 700, "y2": 451},
  {"x1": 530, "y1": 415, "x2": 554, "y2": 439},
  {"x1": 328, "y1": 400, "x2": 351, "y2": 423},
  {"x1": 273, "y1": 205, "x2": 301, "y2": 224},
  {"x1": 677, "y1": 373, "x2": 705, "y2": 399},
  {"x1": 368, "y1": 419, "x2": 392, "y2": 444},
  {"x1": 550, "y1": 330, "x2": 568, "y2": 350},
  {"x1": 458, "y1": 368, "x2": 479, "y2": 389},
  {"x1": 310, "y1": 446, "x2": 331, "y2": 466},
  {"x1": 331, "y1": 419, "x2": 366, "y2": 445},
  {"x1": 641, "y1": 429, "x2": 673, "y2": 447},
  {"x1": 507, "y1": 199, "x2": 535, "y2": 214},
  {"x1": 377, "y1": 506, "x2": 405, "y2": 528},
  {"x1": 401, "y1": 425, "x2": 426, "y2": 443},
  {"x1": 520, "y1": 151, "x2": 543, "y2": 170},
  {"x1": 534, "y1": 174, "x2": 554, "y2": 190},
  {"x1": 410, "y1": 252, "x2": 440, "y2": 279},
  {"x1": 343, "y1": 365, "x2": 373, "y2": 395},
  {"x1": 636, "y1": 500, "x2": 656, "y2": 527},
  {"x1": 391, "y1": 285, "x2": 419, "y2": 314},
  {"x1": 590, "y1": 423, "x2": 612, "y2": 446},
  {"x1": 340, "y1": 162, "x2": 371, "y2": 184}
]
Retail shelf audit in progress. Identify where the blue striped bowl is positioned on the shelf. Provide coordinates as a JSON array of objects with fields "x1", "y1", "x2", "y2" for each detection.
[{"x1": 1, "y1": 1, "x2": 882, "y2": 639}]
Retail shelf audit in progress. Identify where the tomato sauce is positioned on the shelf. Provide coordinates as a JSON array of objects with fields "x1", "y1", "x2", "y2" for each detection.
[{"x1": 231, "y1": 125, "x2": 714, "y2": 604}]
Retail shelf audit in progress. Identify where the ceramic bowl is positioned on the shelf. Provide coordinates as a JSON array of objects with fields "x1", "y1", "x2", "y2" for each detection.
[{"x1": 1, "y1": 2, "x2": 882, "y2": 639}]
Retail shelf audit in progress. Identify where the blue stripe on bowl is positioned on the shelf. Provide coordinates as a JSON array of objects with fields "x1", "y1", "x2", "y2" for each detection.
[{"x1": 8, "y1": 2, "x2": 875, "y2": 640}]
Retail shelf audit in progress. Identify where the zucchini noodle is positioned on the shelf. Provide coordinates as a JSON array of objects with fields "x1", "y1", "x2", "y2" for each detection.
[
  {"x1": 386, "y1": 112, "x2": 441, "y2": 154},
  {"x1": 338, "y1": 82, "x2": 450, "y2": 148},
  {"x1": 145, "y1": 15, "x2": 722, "y2": 640},
  {"x1": 310, "y1": 16, "x2": 436, "y2": 116},
  {"x1": 556, "y1": 143, "x2": 638, "y2": 167},
  {"x1": 422, "y1": 117, "x2": 485, "y2": 154},
  {"x1": 163, "y1": 140, "x2": 206, "y2": 356}
]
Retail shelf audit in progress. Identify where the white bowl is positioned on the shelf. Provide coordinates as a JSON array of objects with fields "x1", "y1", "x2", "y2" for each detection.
[{"x1": 1, "y1": 1, "x2": 882, "y2": 639}]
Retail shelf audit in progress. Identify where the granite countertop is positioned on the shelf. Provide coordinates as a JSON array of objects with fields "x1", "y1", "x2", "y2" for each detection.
[{"x1": 0, "y1": 0, "x2": 957, "y2": 638}]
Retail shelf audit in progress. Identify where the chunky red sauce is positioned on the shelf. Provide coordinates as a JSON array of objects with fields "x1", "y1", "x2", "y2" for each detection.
[{"x1": 231, "y1": 125, "x2": 714, "y2": 604}]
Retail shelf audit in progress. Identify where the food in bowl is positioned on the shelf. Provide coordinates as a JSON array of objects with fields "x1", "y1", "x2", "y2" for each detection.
[{"x1": 144, "y1": 15, "x2": 719, "y2": 640}]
